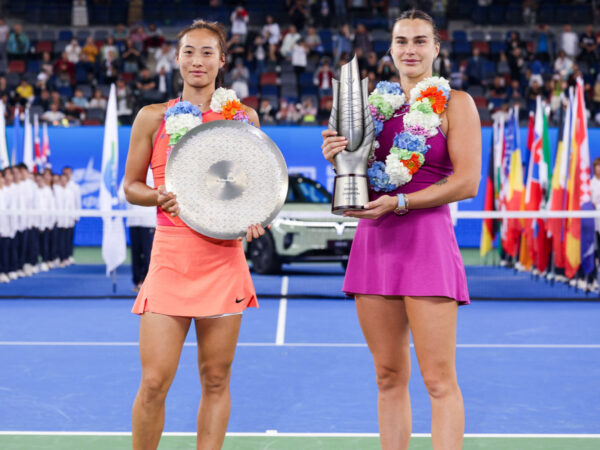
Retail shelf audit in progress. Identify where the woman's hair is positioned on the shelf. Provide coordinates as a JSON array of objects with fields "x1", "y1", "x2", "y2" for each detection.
[
  {"x1": 176, "y1": 19, "x2": 228, "y2": 88},
  {"x1": 394, "y1": 9, "x2": 440, "y2": 44}
]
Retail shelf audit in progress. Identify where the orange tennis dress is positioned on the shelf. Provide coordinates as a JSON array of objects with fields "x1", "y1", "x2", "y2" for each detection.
[{"x1": 132, "y1": 98, "x2": 258, "y2": 317}]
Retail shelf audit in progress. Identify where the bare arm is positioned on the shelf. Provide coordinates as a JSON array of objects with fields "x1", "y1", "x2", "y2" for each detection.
[
  {"x1": 242, "y1": 104, "x2": 260, "y2": 128},
  {"x1": 406, "y1": 90, "x2": 481, "y2": 209},
  {"x1": 123, "y1": 104, "x2": 164, "y2": 206}
]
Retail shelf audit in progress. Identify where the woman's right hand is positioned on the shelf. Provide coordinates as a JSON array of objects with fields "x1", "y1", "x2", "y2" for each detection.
[
  {"x1": 156, "y1": 185, "x2": 179, "y2": 217},
  {"x1": 321, "y1": 129, "x2": 347, "y2": 167}
]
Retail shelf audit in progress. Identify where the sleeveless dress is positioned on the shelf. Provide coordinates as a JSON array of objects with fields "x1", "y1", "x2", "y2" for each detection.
[
  {"x1": 342, "y1": 103, "x2": 470, "y2": 305},
  {"x1": 132, "y1": 98, "x2": 258, "y2": 317}
]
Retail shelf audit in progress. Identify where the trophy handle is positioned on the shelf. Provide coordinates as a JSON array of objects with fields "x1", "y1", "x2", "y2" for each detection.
[{"x1": 328, "y1": 78, "x2": 339, "y2": 132}]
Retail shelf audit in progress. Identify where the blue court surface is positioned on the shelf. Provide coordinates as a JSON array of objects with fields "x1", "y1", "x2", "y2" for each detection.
[{"x1": 0, "y1": 264, "x2": 599, "y2": 448}]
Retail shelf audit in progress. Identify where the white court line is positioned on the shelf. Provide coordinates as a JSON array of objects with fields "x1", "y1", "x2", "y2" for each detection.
[
  {"x1": 275, "y1": 276, "x2": 289, "y2": 346},
  {"x1": 1, "y1": 341, "x2": 599, "y2": 348},
  {"x1": 0, "y1": 431, "x2": 599, "y2": 438}
]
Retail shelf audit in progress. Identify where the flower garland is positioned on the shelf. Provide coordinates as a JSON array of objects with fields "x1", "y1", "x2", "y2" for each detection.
[
  {"x1": 164, "y1": 88, "x2": 250, "y2": 147},
  {"x1": 367, "y1": 77, "x2": 450, "y2": 192}
]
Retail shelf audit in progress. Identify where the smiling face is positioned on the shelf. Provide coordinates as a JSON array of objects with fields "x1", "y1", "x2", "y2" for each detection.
[
  {"x1": 177, "y1": 28, "x2": 225, "y2": 89},
  {"x1": 390, "y1": 18, "x2": 439, "y2": 80}
]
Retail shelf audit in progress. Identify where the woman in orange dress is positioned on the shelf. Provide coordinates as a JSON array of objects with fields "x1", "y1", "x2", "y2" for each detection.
[{"x1": 123, "y1": 20, "x2": 264, "y2": 450}]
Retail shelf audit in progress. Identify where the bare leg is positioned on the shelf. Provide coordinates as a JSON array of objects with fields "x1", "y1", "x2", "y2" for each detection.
[
  {"x1": 355, "y1": 295, "x2": 412, "y2": 450},
  {"x1": 132, "y1": 313, "x2": 191, "y2": 450},
  {"x1": 405, "y1": 296, "x2": 464, "y2": 450},
  {"x1": 194, "y1": 314, "x2": 242, "y2": 450}
]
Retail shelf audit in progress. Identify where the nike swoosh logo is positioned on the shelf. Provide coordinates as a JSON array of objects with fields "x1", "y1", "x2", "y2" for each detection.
[{"x1": 235, "y1": 297, "x2": 245, "y2": 303}]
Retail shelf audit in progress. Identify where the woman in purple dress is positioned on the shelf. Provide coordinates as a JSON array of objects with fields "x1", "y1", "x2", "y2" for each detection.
[{"x1": 321, "y1": 9, "x2": 481, "y2": 449}]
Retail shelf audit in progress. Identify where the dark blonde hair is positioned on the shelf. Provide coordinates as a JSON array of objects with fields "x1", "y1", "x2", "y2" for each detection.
[
  {"x1": 394, "y1": 9, "x2": 440, "y2": 44},
  {"x1": 177, "y1": 19, "x2": 227, "y2": 88}
]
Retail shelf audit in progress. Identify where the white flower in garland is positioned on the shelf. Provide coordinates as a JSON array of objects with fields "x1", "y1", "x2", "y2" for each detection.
[
  {"x1": 381, "y1": 92, "x2": 405, "y2": 112},
  {"x1": 210, "y1": 87, "x2": 239, "y2": 113},
  {"x1": 385, "y1": 154, "x2": 412, "y2": 186},
  {"x1": 403, "y1": 109, "x2": 441, "y2": 137},
  {"x1": 409, "y1": 76, "x2": 451, "y2": 104},
  {"x1": 164, "y1": 101, "x2": 203, "y2": 146}
]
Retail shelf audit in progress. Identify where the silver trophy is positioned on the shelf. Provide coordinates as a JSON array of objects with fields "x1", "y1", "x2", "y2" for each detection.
[{"x1": 328, "y1": 55, "x2": 375, "y2": 215}]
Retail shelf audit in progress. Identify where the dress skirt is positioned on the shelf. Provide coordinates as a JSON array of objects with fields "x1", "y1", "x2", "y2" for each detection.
[
  {"x1": 132, "y1": 225, "x2": 258, "y2": 317},
  {"x1": 343, "y1": 204, "x2": 470, "y2": 305}
]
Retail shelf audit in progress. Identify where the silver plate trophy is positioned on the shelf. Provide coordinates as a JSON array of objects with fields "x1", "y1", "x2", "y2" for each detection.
[
  {"x1": 328, "y1": 55, "x2": 375, "y2": 215},
  {"x1": 165, "y1": 120, "x2": 288, "y2": 240}
]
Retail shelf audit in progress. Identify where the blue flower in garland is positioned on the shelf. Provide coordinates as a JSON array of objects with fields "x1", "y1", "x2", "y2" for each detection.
[
  {"x1": 375, "y1": 81, "x2": 403, "y2": 96},
  {"x1": 393, "y1": 132, "x2": 430, "y2": 154},
  {"x1": 367, "y1": 161, "x2": 395, "y2": 192},
  {"x1": 165, "y1": 100, "x2": 202, "y2": 119},
  {"x1": 373, "y1": 117, "x2": 384, "y2": 137}
]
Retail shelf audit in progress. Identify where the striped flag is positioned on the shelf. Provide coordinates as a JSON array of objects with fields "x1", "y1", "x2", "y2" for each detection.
[
  {"x1": 0, "y1": 100, "x2": 9, "y2": 169},
  {"x1": 33, "y1": 114, "x2": 41, "y2": 172},
  {"x1": 41, "y1": 121, "x2": 51, "y2": 169},
  {"x1": 11, "y1": 107, "x2": 21, "y2": 166},
  {"x1": 547, "y1": 93, "x2": 572, "y2": 269},
  {"x1": 480, "y1": 125, "x2": 496, "y2": 257},
  {"x1": 22, "y1": 108, "x2": 34, "y2": 171}
]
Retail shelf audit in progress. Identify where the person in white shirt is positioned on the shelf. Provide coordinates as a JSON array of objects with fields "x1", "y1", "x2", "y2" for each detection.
[
  {"x1": 262, "y1": 15, "x2": 281, "y2": 62},
  {"x1": 62, "y1": 166, "x2": 81, "y2": 264},
  {"x1": 17, "y1": 164, "x2": 39, "y2": 274},
  {"x1": 280, "y1": 24, "x2": 301, "y2": 58},
  {"x1": 40, "y1": 170, "x2": 57, "y2": 270},
  {"x1": 119, "y1": 168, "x2": 156, "y2": 292},
  {"x1": 560, "y1": 24, "x2": 579, "y2": 60},
  {"x1": 65, "y1": 37, "x2": 81, "y2": 64},
  {"x1": 0, "y1": 173, "x2": 11, "y2": 283},
  {"x1": 591, "y1": 158, "x2": 600, "y2": 261},
  {"x1": 2, "y1": 168, "x2": 20, "y2": 279},
  {"x1": 230, "y1": 6, "x2": 249, "y2": 42}
]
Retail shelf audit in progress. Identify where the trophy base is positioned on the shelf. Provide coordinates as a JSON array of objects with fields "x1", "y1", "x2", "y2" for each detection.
[{"x1": 331, "y1": 174, "x2": 369, "y2": 216}]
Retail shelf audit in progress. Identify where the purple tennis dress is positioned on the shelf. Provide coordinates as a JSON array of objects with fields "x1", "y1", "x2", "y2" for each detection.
[{"x1": 343, "y1": 103, "x2": 470, "y2": 305}]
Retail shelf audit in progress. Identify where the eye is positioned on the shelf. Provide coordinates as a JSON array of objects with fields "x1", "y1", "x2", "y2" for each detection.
[{"x1": 203, "y1": 51, "x2": 213, "y2": 56}]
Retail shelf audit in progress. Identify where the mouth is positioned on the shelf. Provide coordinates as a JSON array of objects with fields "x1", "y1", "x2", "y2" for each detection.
[
  {"x1": 190, "y1": 71, "x2": 206, "y2": 77},
  {"x1": 403, "y1": 59, "x2": 419, "y2": 65}
]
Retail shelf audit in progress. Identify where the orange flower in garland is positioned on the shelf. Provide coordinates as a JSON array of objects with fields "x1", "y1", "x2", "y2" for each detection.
[
  {"x1": 402, "y1": 153, "x2": 423, "y2": 175},
  {"x1": 416, "y1": 86, "x2": 448, "y2": 114},
  {"x1": 222, "y1": 99, "x2": 243, "y2": 120}
]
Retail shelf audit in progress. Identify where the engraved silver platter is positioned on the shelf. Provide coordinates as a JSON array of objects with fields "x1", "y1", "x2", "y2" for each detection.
[{"x1": 165, "y1": 120, "x2": 288, "y2": 239}]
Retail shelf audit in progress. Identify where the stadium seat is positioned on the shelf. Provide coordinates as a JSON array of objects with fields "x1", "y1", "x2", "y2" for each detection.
[
  {"x1": 97, "y1": 84, "x2": 111, "y2": 98},
  {"x1": 76, "y1": 29, "x2": 91, "y2": 41},
  {"x1": 469, "y1": 30, "x2": 486, "y2": 42},
  {"x1": 58, "y1": 29, "x2": 73, "y2": 41},
  {"x1": 242, "y1": 96, "x2": 259, "y2": 110},
  {"x1": 40, "y1": 29, "x2": 57, "y2": 41},
  {"x1": 8, "y1": 60, "x2": 26, "y2": 74},
  {"x1": 53, "y1": 40, "x2": 68, "y2": 54},
  {"x1": 86, "y1": 108, "x2": 106, "y2": 122},
  {"x1": 280, "y1": 85, "x2": 298, "y2": 99},
  {"x1": 279, "y1": 72, "x2": 297, "y2": 86},
  {"x1": 26, "y1": 60, "x2": 40, "y2": 73},
  {"x1": 298, "y1": 72, "x2": 314, "y2": 87},
  {"x1": 373, "y1": 40, "x2": 389, "y2": 55},
  {"x1": 259, "y1": 72, "x2": 278, "y2": 86},
  {"x1": 76, "y1": 84, "x2": 93, "y2": 98},
  {"x1": 261, "y1": 85, "x2": 279, "y2": 96},
  {"x1": 93, "y1": 29, "x2": 110, "y2": 41},
  {"x1": 452, "y1": 30, "x2": 468, "y2": 42},
  {"x1": 319, "y1": 95, "x2": 333, "y2": 110},
  {"x1": 473, "y1": 96, "x2": 487, "y2": 108},
  {"x1": 35, "y1": 41, "x2": 53, "y2": 54},
  {"x1": 6, "y1": 73, "x2": 20, "y2": 89},
  {"x1": 57, "y1": 86, "x2": 73, "y2": 99},
  {"x1": 472, "y1": 41, "x2": 490, "y2": 55}
]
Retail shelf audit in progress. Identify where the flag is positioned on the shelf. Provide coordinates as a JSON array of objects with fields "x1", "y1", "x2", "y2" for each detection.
[
  {"x1": 22, "y1": 108, "x2": 34, "y2": 171},
  {"x1": 501, "y1": 106, "x2": 524, "y2": 257},
  {"x1": 547, "y1": 94, "x2": 572, "y2": 270},
  {"x1": 41, "y1": 121, "x2": 50, "y2": 169},
  {"x1": 0, "y1": 100, "x2": 9, "y2": 169},
  {"x1": 480, "y1": 128, "x2": 496, "y2": 257},
  {"x1": 565, "y1": 79, "x2": 595, "y2": 278},
  {"x1": 99, "y1": 84, "x2": 126, "y2": 276},
  {"x1": 33, "y1": 114, "x2": 41, "y2": 172},
  {"x1": 11, "y1": 106, "x2": 22, "y2": 166}
]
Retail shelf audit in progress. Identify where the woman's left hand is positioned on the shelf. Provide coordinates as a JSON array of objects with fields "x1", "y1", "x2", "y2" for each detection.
[
  {"x1": 245, "y1": 223, "x2": 265, "y2": 242},
  {"x1": 343, "y1": 195, "x2": 397, "y2": 220}
]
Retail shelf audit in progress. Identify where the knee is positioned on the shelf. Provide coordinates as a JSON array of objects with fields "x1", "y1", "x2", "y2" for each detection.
[
  {"x1": 374, "y1": 364, "x2": 410, "y2": 393},
  {"x1": 200, "y1": 363, "x2": 231, "y2": 396},
  {"x1": 139, "y1": 373, "x2": 171, "y2": 405},
  {"x1": 422, "y1": 370, "x2": 458, "y2": 400}
]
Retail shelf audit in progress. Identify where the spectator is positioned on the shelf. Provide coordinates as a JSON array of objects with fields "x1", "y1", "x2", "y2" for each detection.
[
  {"x1": 101, "y1": 49, "x2": 119, "y2": 85},
  {"x1": 333, "y1": 24, "x2": 352, "y2": 65},
  {"x1": 579, "y1": 25, "x2": 597, "y2": 68},
  {"x1": 314, "y1": 57, "x2": 334, "y2": 97},
  {"x1": 376, "y1": 54, "x2": 395, "y2": 81},
  {"x1": 434, "y1": 48, "x2": 452, "y2": 79},
  {"x1": 507, "y1": 79, "x2": 526, "y2": 110},
  {"x1": 135, "y1": 68, "x2": 160, "y2": 106},
  {"x1": 115, "y1": 77, "x2": 133, "y2": 124},
  {"x1": 112, "y1": 24, "x2": 129, "y2": 50},
  {"x1": 262, "y1": 15, "x2": 281, "y2": 62},
  {"x1": 50, "y1": 91, "x2": 63, "y2": 109},
  {"x1": 251, "y1": 34, "x2": 267, "y2": 75},
  {"x1": 291, "y1": 38, "x2": 308, "y2": 83},
  {"x1": 276, "y1": 98, "x2": 301, "y2": 123},
  {"x1": 533, "y1": 23, "x2": 554, "y2": 63},
  {"x1": 299, "y1": 97, "x2": 317, "y2": 124},
  {"x1": 227, "y1": 34, "x2": 246, "y2": 60},
  {"x1": 65, "y1": 38, "x2": 81, "y2": 64},
  {"x1": 64, "y1": 101, "x2": 83, "y2": 124},
  {"x1": 144, "y1": 23, "x2": 165, "y2": 53},
  {"x1": 121, "y1": 39, "x2": 143, "y2": 74},
  {"x1": 33, "y1": 89, "x2": 51, "y2": 111},
  {"x1": 88, "y1": 89, "x2": 107, "y2": 110},
  {"x1": 154, "y1": 42, "x2": 176, "y2": 96},
  {"x1": 550, "y1": 74, "x2": 566, "y2": 121},
  {"x1": 0, "y1": 18, "x2": 10, "y2": 65},
  {"x1": 560, "y1": 24, "x2": 579, "y2": 60},
  {"x1": 7, "y1": 24, "x2": 29, "y2": 59},
  {"x1": 258, "y1": 98, "x2": 276, "y2": 124},
  {"x1": 230, "y1": 59, "x2": 249, "y2": 99},
  {"x1": 230, "y1": 6, "x2": 249, "y2": 43},
  {"x1": 288, "y1": 0, "x2": 310, "y2": 32},
  {"x1": 280, "y1": 25, "x2": 301, "y2": 59},
  {"x1": 508, "y1": 46, "x2": 526, "y2": 82},
  {"x1": 129, "y1": 25, "x2": 146, "y2": 52},
  {"x1": 81, "y1": 37, "x2": 99, "y2": 64},
  {"x1": 526, "y1": 77, "x2": 544, "y2": 112},
  {"x1": 506, "y1": 31, "x2": 523, "y2": 54},
  {"x1": 41, "y1": 103, "x2": 66, "y2": 125},
  {"x1": 15, "y1": 79, "x2": 33, "y2": 105},
  {"x1": 466, "y1": 47, "x2": 486, "y2": 87},
  {"x1": 333, "y1": 0, "x2": 347, "y2": 26},
  {"x1": 72, "y1": 89, "x2": 88, "y2": 109},
  {"x1": 522, "y1": 0, "x2": 537, "y2": 25},
  {"x1": 488, "y1": 75, "x2": 507, "y2": 109},
  {"x1": 53, "y1": 52, "x2": 75, "y2": 87},
  {"x1": 554, "y1": 50, "x2": 574, "y2": 80},
  {"x1": 353, "y1": 23, "x2": 372, "y2": 56},
  {"x1": 37, "y1": 51, "x2": 53, "y2": 87},
  {"x1": 497, "y1": 51, "x2": 510, "y2": 77},
  {"x1": 313, "y1": 0, "x2": 333, "y2": 27},
  {"x1": 365, "y1": 51, "x2": 378, "y2": 74},
  {"x1": 100, "y1": 36, "x2": 119, "y2": 61},
  {"x1": 305, "y1": 26, "x2": 323, "y2": 56}
]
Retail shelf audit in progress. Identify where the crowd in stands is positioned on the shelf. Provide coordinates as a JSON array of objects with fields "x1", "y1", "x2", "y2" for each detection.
[
  {"x1": 0, "y1": 1, "x2": 599, "y2": 127},
  {"x1": 0, "y1": 164, "x2": 81, "y2": 284}
]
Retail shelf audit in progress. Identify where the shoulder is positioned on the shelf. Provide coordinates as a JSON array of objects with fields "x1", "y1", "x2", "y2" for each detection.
[
  {"x1": 242, "y1": 104, "x2": 260, "y2": 127},
  {"x1": 133, "y1": 102, "x2": 168, "y2": 129},
  {"x1": 445, "y1": 90, "x2": 477, "y2": 117}
]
